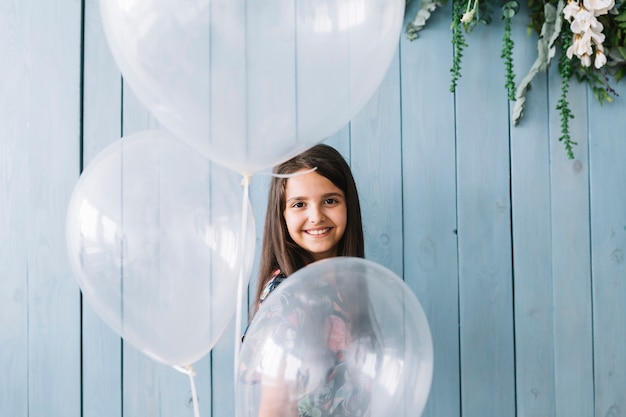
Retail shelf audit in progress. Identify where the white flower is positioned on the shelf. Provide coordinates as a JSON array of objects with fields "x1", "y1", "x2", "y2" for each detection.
[
  {"x1": 594, "y1": 50, "x2": 607, "y2": 68},
  {"x1": 586, "y1": 18, "x2": 606, "y2": 45},
  {"x1": 461, "y1": 0, "x2": 479, "y2": 23},
  {"x1": 583, "y1": 0, "x2": 615, "y2": 15},
  {"x1": 565, "y1": 17, "x2": 607, "y2": 68},
  {"x1": 563, "y1": 0, "x2": 582, "y2": 21},
  {"x1": 567, "y1": 33, "x2": 593, "y2": 58},
  {"x1": 595, "y1": 42, "x2": 605, "y2": 53},
  {"x1": 569, "y1": 9, "x2": 605, "y2": 48},
  {"x1": 581, "y1": 53, "x2": 592, "y2": 67},
  {"x1": 461, "y1": 9, "x2": 475, "y2": 22},
  {"x1": 425, "y1": 2, "x2": 440, "y2": 11},
  {"x1": 570, "y1": 7, "x2": 596, "y2": 33},
  {"x1": 411, "y1": 9, "x2": 431, "y2": 26}
]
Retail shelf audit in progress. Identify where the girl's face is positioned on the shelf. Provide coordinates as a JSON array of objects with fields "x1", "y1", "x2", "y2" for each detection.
[{"x1": 283, "y1": 170, "x2": 347, "y2": 262}]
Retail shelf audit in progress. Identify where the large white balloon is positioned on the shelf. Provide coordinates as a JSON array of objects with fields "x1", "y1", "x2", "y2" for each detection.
[
  {"x1": 66, "y1": 129, "x2": 255, "y2": 366},
  {"x1": 237, "y1": 257, "x2": 433, "y2": 417},
  {"x1": 99, "y1": 0, "x2": 405, "y2": 174}
]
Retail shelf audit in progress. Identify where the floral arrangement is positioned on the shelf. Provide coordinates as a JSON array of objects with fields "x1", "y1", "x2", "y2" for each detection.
[{"x1": 405, "y1": 0, "x2": 626, "y2": 158}]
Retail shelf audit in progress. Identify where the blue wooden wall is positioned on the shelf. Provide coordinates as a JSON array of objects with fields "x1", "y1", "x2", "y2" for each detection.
[{"x1": 1, "y1": 0, "x2": 625, "y2": 416}]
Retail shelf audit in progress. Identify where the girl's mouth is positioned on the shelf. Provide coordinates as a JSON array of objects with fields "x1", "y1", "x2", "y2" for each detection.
[{"x1": 305, "y1": 227, "x2": 330, "y2": 236}]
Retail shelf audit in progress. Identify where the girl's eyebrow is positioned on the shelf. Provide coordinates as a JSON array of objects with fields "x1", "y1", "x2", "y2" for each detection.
[{"x1": 285, "y1": 192, "x2": 344, "y2": 204}]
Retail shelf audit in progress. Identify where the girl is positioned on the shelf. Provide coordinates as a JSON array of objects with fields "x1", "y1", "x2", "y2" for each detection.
[
  {"x1": 245, "y1": 144, "x2": 378, "y2": 417},
  {"x1": 254, "y1": 143, "x2": 364, "y2": 310}
]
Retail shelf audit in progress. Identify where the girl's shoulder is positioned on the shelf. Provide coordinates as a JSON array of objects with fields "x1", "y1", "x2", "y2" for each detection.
[
  {"x1": 242, "y1": 270, "x2": 288, "y2": 343},
  {"x1": 259, "y1": 269, "x2": 287, "y2": 304}
]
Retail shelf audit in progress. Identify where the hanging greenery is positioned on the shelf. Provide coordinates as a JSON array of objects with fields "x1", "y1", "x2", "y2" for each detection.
[{"x1": 406, "y1": 0, "x2": 626, "y2": 159}]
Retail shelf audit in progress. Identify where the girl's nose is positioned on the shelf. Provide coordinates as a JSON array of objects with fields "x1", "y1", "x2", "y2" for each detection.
[{"x1": 308, "y1": 206, "x2": 325, "y2": 223}]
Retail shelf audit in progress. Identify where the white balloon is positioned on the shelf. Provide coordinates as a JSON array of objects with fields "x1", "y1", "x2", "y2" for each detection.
[
  {"x1": 66, "y1": 129, "x2": 255, "y2": 366},
  {"x1": 237, "y1": 257, "x2": 433, "y2": 417},
  {"x1": 99, "y1": 0, "x2": 405, "y2": 174}
]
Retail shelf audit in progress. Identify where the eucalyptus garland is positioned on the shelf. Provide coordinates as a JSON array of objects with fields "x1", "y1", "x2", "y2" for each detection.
[
  {"x1": 450, "y1": 0, "x2": 469, "y2": 92},
  {"x1": 502, "y1": 1, "x2": 519, "y2": 100},
  {"x1": 557, "y1": 31, "x2": 577, "y2": 159},
  {"x1": 406, "y1": 0, "x2": 626, "y2": 159}
]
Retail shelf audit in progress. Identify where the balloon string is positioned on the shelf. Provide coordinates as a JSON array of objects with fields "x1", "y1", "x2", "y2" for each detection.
[
  {"x1": 256, "y1": 166, "x2": 317, "y2": 179},
  {"x1": 173, "y1": 365, "x2": 201, "y2": 417},
  {"x1": 234, "y1": 175, "x2": 251, "y2": 386}
]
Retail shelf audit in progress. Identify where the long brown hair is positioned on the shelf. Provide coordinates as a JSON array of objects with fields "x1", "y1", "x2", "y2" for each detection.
[{"x1": 253, "y1": 144, "x2": 364, "y2": 311}]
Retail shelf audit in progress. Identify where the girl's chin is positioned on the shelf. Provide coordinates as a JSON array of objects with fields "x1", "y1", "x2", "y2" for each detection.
[{"x1": 308, "y1": 249, "x2": 339, "y2": 262}]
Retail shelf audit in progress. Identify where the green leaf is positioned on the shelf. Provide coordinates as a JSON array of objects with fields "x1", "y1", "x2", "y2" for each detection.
[{"x1": 503, "y1": 8, "x2": 516, "y2": 18}]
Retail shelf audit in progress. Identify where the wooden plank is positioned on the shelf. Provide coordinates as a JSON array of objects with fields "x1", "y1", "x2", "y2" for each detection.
[
  {"x1": 23, "y1": 0, "x2": 82, "y2": 416},
  {"x1": 210, "y1": 318, "x2": 236, "y2": 417},
  {"x1": 81, "y1": 0, "x2": 123, "y2": 415},
  {"x1": 548, "y1": 67, "x2": 595, "y2": 416},
  {"x1": 323, "y1": 126, "x2": 351, "y2": 160},
  {"x1": 399, "y1": 3, "x2": 460, "y2": 417},
  {"x1": 454, "y1": 21, "x2": 516, "y2": 417},
  {"x1": 0, "y1": 1, "x2": 29, "y2": 415},
  {"x1": 351, "y1": 50, "x2": 403, "y2": 276},
  {"x1": 509, "y1": 9, "x2": 556, "y2": 415},
  {"x1": 351, "y1": 50, "x2": 405, "y2": 413},
  {"x1": 588, "y1": 81, "x2": 626, "y2": 416}
]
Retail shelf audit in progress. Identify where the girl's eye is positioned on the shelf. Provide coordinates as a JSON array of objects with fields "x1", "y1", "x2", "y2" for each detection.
[
  {"x1": 291, "y1": 202, "x2": 305, "y2": 208},
  {"x1": 324, "y1": 198, "x2": 338, "y2": 205}
]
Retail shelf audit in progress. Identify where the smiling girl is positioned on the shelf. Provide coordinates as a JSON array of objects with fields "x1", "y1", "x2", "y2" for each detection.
[
  {"x1": 254, "y1": 143, "x2": 364, "y2": 308},
  {"x1": 247, "y1": 144, "x2": 375, "y2": 417}
]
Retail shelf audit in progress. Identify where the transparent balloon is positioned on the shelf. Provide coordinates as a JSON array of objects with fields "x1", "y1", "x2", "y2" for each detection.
[
  {"x1": 237, "y1": 257, "x2": 433, "y2": 417},
  {"x1": 66, "y1": 129, "x2": 255, "y2": 366},
  {"x1": 99, "y1": 0, "x2": 405, "y2": 175}
]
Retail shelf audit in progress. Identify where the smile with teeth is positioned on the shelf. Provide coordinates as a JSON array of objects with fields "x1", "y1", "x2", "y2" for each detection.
[{"x1": 305, "y1": 227, "x2": 330, "y2": 236}]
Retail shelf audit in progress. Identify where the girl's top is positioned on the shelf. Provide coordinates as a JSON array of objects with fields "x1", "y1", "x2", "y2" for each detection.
[
  {"x1": 258, "y1": 269, "x2": 287, "y2": 305},
  {"x1": 248, "y1": 270, "x2": 373, "y2": 417}
]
